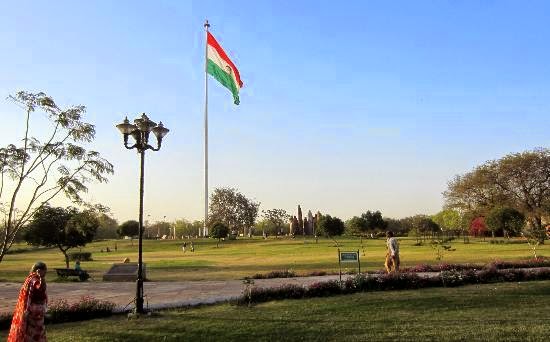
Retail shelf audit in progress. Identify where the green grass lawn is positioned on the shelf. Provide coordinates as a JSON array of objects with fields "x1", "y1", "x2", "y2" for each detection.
[
  {"x1": 1, "y1": 237, "x2": 547, "y2": 282},
  {"x1": 2, "y1": 280, "x2": 548, "y2": 341}
]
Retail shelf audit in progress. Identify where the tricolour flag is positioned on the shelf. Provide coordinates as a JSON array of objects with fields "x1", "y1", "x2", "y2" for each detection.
[{"x1": 207, "y1": 32, "x2": 243, "y2": 105}]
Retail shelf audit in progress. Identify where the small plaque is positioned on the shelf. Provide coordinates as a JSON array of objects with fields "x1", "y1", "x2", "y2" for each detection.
[{"x1": 340, "y1": 251, "x2": 358, "y2": 262}]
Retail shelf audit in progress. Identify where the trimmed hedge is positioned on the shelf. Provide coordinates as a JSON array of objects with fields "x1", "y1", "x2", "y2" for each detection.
[
  {"x1": 400, "y1": 257, "x2": 550, "y2": 274},
  {"x1": 237, "y1": 267, "x2": 550, "y2": 305},
  {"x1": 68, "y1": 252, "x2": 93, "y2": 261},
  {"x1": 249, "y1": 270, "x2": 297, "y2": 279}
]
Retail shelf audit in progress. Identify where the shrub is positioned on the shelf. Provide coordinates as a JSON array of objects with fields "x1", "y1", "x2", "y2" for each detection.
[
  {"x1": 46, "y1": 296, "x2": 115, "y2": 324},
  {"x1": 236, "y1": 266, "x2": 550, "y2": 306},
  {"x1": 68, "y1": 252, "x2": 93, "y2": 261},
  {"x1": 306, "y1": 280, "x2": 342, "y2": 297},
  {"x1": 490, "y1": 239, "x2": 526, "y2": 244},
  {"x1": 236, "y1": 284, "x2": 307, "y2": 305},
  {"x1": 250, "y1": 269, "x2": 296, "y2": 279},
  {"x1": 440, "y1": 270, "x2": 464, "y2": 287}
]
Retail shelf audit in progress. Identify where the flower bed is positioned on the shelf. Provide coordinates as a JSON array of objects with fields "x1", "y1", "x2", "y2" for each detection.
[
  {"x1": 237, "y1": 265, "x2": 550, "y2": 305},
  {"x1": 46, "y1": 296, "x2": 115, "y2": 324}
]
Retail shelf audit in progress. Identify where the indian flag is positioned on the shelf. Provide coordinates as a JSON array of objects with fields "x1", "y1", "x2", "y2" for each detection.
[{"x1": 207, "y1": 32, "x2": 243, "y2": 105}]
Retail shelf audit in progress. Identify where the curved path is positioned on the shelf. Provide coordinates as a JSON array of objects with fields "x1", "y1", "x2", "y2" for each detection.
[
  {"x1": 0, "y1": 274, "x2": 381, "y2": 314},
  {"x1": 3, "y1": 268, "x2": 546, "y2": 314}
]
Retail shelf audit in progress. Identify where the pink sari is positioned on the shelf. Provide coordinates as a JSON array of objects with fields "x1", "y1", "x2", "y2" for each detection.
[{"x1": 7, "y1": 272, "x2": 48, "y2": 342}]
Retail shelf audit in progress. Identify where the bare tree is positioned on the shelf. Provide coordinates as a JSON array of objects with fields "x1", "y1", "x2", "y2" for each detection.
[{"x1": 0, "y1": 91, "x2": 113, "y2": 262}]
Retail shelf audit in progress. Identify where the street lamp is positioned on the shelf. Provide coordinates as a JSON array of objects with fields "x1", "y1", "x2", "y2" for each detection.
[{"x1": 116, "y1": 113, "x2": 169, "y2": 314}]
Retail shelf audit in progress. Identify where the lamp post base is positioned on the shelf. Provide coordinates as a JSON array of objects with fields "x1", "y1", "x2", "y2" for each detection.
[{"x1": 135, "y1": 278, "x2": 145, "y2": 314}]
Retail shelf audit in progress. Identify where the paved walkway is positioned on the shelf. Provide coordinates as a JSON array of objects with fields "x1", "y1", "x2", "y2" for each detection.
[
  {"x1": 0, "y1": 274, "x2": 369, "y2": 314},
  {"x1": 3, "y1": 267, "x2": 546, "y2": 314}
]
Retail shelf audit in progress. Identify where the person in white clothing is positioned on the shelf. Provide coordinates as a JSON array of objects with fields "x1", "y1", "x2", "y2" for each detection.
[{"x1": 385, "y1": 231, "x2": 400, "y2": 273}]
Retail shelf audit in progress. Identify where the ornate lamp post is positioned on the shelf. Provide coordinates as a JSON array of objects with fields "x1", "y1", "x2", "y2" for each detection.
[{"x1": 116, "y1": 113, "x2": 169, "y2": 314}]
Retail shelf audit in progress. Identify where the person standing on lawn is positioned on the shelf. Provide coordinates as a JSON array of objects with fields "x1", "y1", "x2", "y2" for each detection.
[
  {"x1": 8, "y1": 261, "x2": 48, "y2": 342},
  {"x1": 385, "y1": 231, "x2": 400, "y2": 273}
]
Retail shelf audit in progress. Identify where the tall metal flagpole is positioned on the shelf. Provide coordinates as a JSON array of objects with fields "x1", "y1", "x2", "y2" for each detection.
[{"x1": 203, "y1": 19, "x2": 210, "y2": 237}]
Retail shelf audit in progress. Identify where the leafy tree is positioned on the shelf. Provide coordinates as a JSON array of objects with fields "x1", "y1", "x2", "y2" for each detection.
[
  {"x1": 469, "y1": 217, "x2": 487, "y2": 237},
  {"x1": 432, "y1": 209, "x2": 462, "y2": 233},
  {"x1": 255, "y1": 219, "x2": 283, "y2": 237},
  {"x1": 385, "y1": 217, "x2": 408, "y2": 236},
  {"x1": 210, "y1": 222, "x2": 229, "y2": 247},
  {"x1": 94, "y1": 213, "x2": 118, "y2": 240},
  {"x1": 410, "y1": 216, "x2": 440, "y2": 240},
  {"x1": 317, "y1": 214, "x2": 345, "y2": 246},
  {"x1": 345, "y1": 216, "x2": 367, "y2": 236},
  {"x1": 149, "y1": 220, "x2": 172, "y2": 238},
  {"x1": 117, "y1": 220, "x2": 139, "y2": 238},
  {"x1": 209, "y1": 187, "x2": 260, "y2": 236},
  {"x1": 262, "y1": 208, "x2": 290, "y2": 236},
  {"x1": 444, "y1": 148, "x2": 550, "y2": 235},
  {"x1": 24, "y1": 205, "x2": 98, "y2": 268},
  {"x1": 485, "y1": 207, "x2": 525, "y2": 238},
  {"x1": 174, "y1": 219, "x2": 202, "y2": 238},
  {"x1": 361, "y1": 210, "x2": 388, "y2": 233},
  {"x1": 522, "y1": 224, "x2": 546, "y2": 258},
  {"x1": 0, "y1": 91, "x2": 113, "y2": 263}
]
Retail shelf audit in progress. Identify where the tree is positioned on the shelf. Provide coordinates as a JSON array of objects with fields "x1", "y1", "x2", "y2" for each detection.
[
  {"x1": 94, "y1": 213, "x2": 119, "y2": 240},
  {"x1": 174, "y1": 219, "x2": 202, "y2": 238},
  {"x1": 361, "y1": 210, "x2": 388, "y2": 233},
  {"x1": 210, "y1": 222, "x2": 229, "y2": 247},
  {"x1": 117, "y1": 220, "x2": 139, "y2": 238},
  {"x1": 261, "y1": 208, "x2": 290, "y2": 236},
  {"x1": 415, "y1": 216, "x2": 440, "y2": 239},
  {"x1": 149, "y1": 221, "x2": 172, "y2": 238},
  {"x1": 0, "y1": 91, "x2": 113, "y2": 263},
  {"x1": 317, "y1": 214, "x2": 345, "y2": 245},
  {"x1": 522, "y1": 224, "x2": 546, "y2": 258},
  {"x1": 444, "y1": 148, "x2": 550, "y2": 235},
  {"x1": 485, "y1": 207, "x2": 525, "y2": 238},
  {"x1": 209, "y1": 187, "x2": 260, "y2": 236},
  {"x1": 469, "y1": 217, "x2": 487, "y2": 237},
  {"x1": 345, "y1": 216, "x2": 367, "y2": 236},
  {"x1": 24, "y1": 205, "x2": 98, "y2": 268},
  {"x1": 385, "y1": 218, "x2": 407, "y2": 236},
  {"x1": 432, "y1": 209, "x2": 462, "y2": 233}
]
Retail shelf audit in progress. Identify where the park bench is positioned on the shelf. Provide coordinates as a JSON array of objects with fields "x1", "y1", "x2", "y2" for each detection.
[{"x1": 54, "y1": 268, "x2": 90, "y2": 281}]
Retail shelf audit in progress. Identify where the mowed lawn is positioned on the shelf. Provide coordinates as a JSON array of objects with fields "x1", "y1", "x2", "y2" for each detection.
[
  {"x1": 1, "y1": 281, "x2": 549, "y2": 341},
  {"x1": 1, "y1": 237, "x2": 548, "y2": 282}
]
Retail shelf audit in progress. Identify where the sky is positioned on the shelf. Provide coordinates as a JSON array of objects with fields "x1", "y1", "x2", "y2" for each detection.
[{"x1": 0, "y1": 1, "x2": 549, "y2": 223}]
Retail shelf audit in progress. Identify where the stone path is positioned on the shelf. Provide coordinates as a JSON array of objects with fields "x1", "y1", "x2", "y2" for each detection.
[{"x1": 0, "y1": 274, "x2": 371, "y2": 314}]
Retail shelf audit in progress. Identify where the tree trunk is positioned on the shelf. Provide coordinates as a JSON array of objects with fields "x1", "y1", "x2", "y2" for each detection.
[{"x1": 61, "y1": 248, "x2": 70, "y2": 268}]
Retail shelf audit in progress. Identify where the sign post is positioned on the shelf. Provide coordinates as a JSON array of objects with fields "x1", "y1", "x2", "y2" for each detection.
[{"x1": 338, "y1": 249, "x2": 361, "y2": 282}]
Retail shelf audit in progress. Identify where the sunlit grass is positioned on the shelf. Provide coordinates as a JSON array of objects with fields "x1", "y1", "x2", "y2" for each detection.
[
  {"x1": 2, "y1": 280, "x2": 548, "y2": 341},
  {"x1": 1, "y1": 237, "x2": 547, "y2": 282}
]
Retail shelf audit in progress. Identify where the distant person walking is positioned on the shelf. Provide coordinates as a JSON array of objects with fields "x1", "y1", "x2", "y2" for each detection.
[
  {"x1": 385, "y1": 231, "x2": 400, "y2": 273},
  {"x1": 8, "y1": 262, "x2": 48, "y2": 342},
  {"x1": 190, "y1": 241, "x2": 195, "y2": 252},
  {"x1": 182, "y1": 242, "x2": 187, "y2": 253}
]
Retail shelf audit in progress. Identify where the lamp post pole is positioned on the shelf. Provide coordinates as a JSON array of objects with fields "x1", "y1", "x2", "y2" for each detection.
[
  {"x1": 116, "y1": 113, "x2": 169, "y2": 314},
  {"x1": 136, "y1": 149, "x2": 145, "y2": 313}
]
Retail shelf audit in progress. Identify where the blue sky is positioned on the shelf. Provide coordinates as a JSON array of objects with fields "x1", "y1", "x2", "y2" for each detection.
[{"x1": 0, "y1": 1, "x2": 548, "y2": 223}]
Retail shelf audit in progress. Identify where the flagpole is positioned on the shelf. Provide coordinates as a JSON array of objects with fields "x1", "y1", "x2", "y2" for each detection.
[{"x1": 203, "y1": 19, "x2": 210, "y2": 237}]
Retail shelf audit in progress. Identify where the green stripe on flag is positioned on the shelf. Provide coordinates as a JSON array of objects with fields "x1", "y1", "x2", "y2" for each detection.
[{"x1": 207, "y1": 59, "x2": 240, "y2": 105}]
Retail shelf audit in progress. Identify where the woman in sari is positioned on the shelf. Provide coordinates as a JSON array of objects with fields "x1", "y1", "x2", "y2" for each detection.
[{"x1": 8, "y1": 262, "x2": 48, "y2": 342}]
